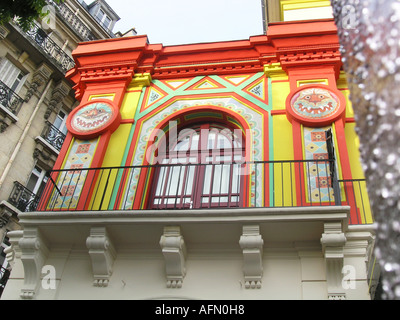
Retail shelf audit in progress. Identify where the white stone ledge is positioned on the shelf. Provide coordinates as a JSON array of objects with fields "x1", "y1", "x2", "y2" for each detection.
[{"x1": 18, "y1": 206, "x2": 350, "y2": 226}]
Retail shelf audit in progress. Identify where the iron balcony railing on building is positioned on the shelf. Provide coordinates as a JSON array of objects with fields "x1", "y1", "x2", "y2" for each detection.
[
  {"x1": 0, "y1": 266, "x2": 11, "y2": 298},
  {"x1": 8, "y1": 181, "x2": 41, "y2": 213},
  {"x1": 41, "y1": 121, "x2": 67, "y2": 152},
  {"x1": 32, "y1": 159, "x2": 373, "y2": 225},
  {"x1": 24, "y1": 22, "x2": 75, "y2": 73},
  {"x1": 48, "y1": 0, "x2": 97, "y2": 41},
  {"x1": 0, "y1": 80, "x2": 24, "y2": 115}
]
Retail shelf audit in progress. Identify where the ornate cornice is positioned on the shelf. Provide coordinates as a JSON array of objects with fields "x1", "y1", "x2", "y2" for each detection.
[{"x1": 66, "y1": 20, "x2": 343, "y2": 99}]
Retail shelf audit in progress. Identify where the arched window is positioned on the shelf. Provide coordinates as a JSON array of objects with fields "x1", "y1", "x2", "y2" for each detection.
[{"x1": 149, "y1": 122, "x2": 245, "y2": 209}]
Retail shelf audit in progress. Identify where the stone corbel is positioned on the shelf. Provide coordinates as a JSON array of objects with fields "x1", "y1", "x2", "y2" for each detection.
[
  {"x1": 44, "y1": 80, "x2": 71, "y2": 119},
  {"x1": 4, "y1": 230, "x2": 23, "y2": 267},
  {"x1": 86, "y1": 227, "x2": 116, "y2": 287},
  {"x1": 159, "y1": 226, "x2": 187, "y2": 288},
  {"x1": 18, "y1": 228, "x2": 49, "y2": 299},
  {"x1": 320, "y1": 222, "x2": 347, "y2": 300},
  {"x1": 239, "y1": 225, "x2": 264, "y2": 289},
  {"x1": 25, "y1": 63, "x2": 53, "y2": 102}
]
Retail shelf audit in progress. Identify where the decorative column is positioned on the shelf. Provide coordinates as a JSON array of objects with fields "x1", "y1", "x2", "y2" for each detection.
[
  {"x1": 86, "y1": 227, "x2": 116, "y2": 287},
  {"x1": 239, "y1": 225, "x2": 264, "y2": 289},
  {"x1": 320, "y1": 221, "x2": 347, "y2": 300},
  {"x1": 18, "y1": 228, "x2": 49, "y2": 299},
  {"x1": 159, "y1": 226, "x2": 187, "y2": 288}
]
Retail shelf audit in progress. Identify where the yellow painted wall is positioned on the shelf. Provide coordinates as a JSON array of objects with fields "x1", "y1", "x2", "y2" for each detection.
[{"x1": 88, "y1": 76, "x2": 148, "y2": 210}]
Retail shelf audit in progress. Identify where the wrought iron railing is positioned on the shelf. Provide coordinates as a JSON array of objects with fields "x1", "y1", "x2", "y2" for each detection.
[
  {"x1": 41, "y1": 121, "x2": 66, "y2": 151},
  {"x1": 8, "y1": 181, "x2": 40, "y2": 212},
  {"x1": 24, "y1": 22, "x2": 75, "y2": 73},
  {"x1": 0, "y1": 80, "x2": 24, "y2": 115},
  {"x1": 33, "y1": 160, "x2": 373, "y2": 225},
  {"x1": 0, "y1": 266, "x2": 11, "y2": 298},
  {"x1": 48, "y1": 0, "x2": 96, "y2": 41}
]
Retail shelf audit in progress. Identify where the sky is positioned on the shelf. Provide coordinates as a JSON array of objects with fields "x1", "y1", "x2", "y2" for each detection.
[{"x1": 104, "y1": 0, "x2": 265, "y2": 46}]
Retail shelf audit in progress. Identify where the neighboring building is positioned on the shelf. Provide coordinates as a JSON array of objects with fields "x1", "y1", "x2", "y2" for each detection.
[
  {"x1": 262, "y1": 0, "x2": 334, "y2": 32},
  {"x1": 2, "y1": 1, "x2": 377, "y2": 300},
  {"x1": 0, "y1": 0, "x2": 125, "y2": 297}
]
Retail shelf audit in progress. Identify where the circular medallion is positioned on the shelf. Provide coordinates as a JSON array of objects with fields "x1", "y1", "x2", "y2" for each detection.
[
  {"x1": 286, "y1": 85, "x2": 346, "y2": 126},
  {"x1": 67, "y1": 100, "x2": 120, "y2": 139}
]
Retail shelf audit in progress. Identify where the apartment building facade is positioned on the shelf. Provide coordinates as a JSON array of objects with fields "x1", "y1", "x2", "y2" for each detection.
[{"x1": 0, "y1": 0, "x2": 124, "y2": 297}]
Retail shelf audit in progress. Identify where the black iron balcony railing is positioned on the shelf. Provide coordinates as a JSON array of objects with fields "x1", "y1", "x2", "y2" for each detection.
[
  {"x1": 8, "y1": 181, "x2": 40, "y2": 212},
  {"x1": 41, "y1": 121, "x2": 66, "y2": 152},
  {"x1": 24, "y1": 22, "x2": 75, "y2": 73},
  {"x1": 0, "y1": 266, "x2": 11, "y2": 298},
  {"x1": 0, "y1": 80, "x2": 24, "y2": 115},
  {"x1": 48, "y1": 0, "x2": 96, "y2": 41},
  {"x1": 33, "y1": 159, "x2": 373, "y2": 225}
]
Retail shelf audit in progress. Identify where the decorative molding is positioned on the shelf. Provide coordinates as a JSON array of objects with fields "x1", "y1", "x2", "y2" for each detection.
[
  {"x1": 320, "y1": 222, "x2": 347, "y2": 300},
  {"x1": 18, "y1": 228, "x2": 49, "y2": 299},
  {"x1": 86, "y1": 227, "x2": 116, "y2": 287},
  {"x1": 152, "y1": 60, "x2": 264, "y2": 80},
  {"x1": 4, "y1": 230, "x2": 23, "y2": 266},
  {"x1": 159, "y1": 226, "x2": 187, "y2": 288},
  {"x1": 25, "y1": 63, "x2": 53, "y2": 102},
  {"x1": 239, "y1": 225, "x2": 264, "y2": 289},
  {"x1": 129, "y1": 72, "x2": 152, "y2": 88},
  {"x1": 44, "y1": 80, "x2": 71, "y2": 119},
  {"x1": 264, "y1": 62, "x2": 287, "y2": 78}
]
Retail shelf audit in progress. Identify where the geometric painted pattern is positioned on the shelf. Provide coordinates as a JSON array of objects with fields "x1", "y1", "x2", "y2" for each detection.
[
  {"x1": 50, "y1": 138, "x2": 98, "y2": 210},
  {"x1": 303, "y1": 126, "x2": 335, "y2": 203},
  {"x1": 122, "y1": 96, "x2": 266, "y2": 209}
]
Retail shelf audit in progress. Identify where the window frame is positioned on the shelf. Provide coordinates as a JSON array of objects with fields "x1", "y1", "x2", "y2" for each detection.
[{"x1": 149, "y1": 122, "x2": 246, "y2": 209}]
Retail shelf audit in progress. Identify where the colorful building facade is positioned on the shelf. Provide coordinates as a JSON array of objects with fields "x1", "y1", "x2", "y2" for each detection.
[
  {"x1": 2, "y1": 18, "x2": 376, "y2": 300},
  {"x1": 41, "y1": 20, "x2": 371, "y2": 223}
]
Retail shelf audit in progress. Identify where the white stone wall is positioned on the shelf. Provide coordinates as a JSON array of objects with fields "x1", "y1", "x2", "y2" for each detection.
[{"x1": 2, "y1": 241, "x2": 372, "y2": 300}]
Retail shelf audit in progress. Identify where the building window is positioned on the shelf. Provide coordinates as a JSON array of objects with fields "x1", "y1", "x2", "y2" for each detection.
[
  {"x1": 149, "y1": 123, "x2": 245, "y2": 209},
  {"x1": 96, "y1": 8, "x2": 112, "y2": 30},
  {"x1": 26, "y1": 166, "x2": 49, "y2": 197},
  {"x1": 0, "y1": 58, "x2": 27, "y2": 93},
  {"x1": 53, "y1": 109, "x2": 68, "y2": 135}
]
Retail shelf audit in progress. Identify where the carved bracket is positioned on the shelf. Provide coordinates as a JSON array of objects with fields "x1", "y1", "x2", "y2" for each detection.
[
  {"x1": 18, "y1": 228, "x2": 49, "y2": 299},
  {"x1": 86, "y1": 227, "x2": 116, "y2": 287},
  {"x1": 320, "y1": 222, "x2": 347, "y2": 300},
  {"x1": 239, "y1": 225, "x2": 264, "y2": 289},
  {"x1": 159, "y1": 226, "x2": 187, "y2": 288},
  {"x1": 25, "y1": 63, "x2": 53, "y2": 102},
  {"x1": 44, "y1": 80, "x2": 70, "y2": 119}
]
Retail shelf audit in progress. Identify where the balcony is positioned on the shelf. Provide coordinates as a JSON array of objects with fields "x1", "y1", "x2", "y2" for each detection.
[
  {"x1": 40, "y1": 121, "x2": 67, "y2": 152},
  {"x1": 0, "y1": 80, "x2": 24, "y2": 132},
  {"x1": 32, "y1": 159, "x2": 373, "y2": 225},
  {"x1": 7, "y1": 181, "x2": 40, "y2": 213},
  {"x1": 0, "y1": 266, "x2": 11, "y2": 298},
  {"x1": 0, "y1": 80, "x2": 24, "y2": 115},
  {"x1": 22, "y1": 22, "x2": 75, "y2": 73},
  {"x1": 48, "y1": 0, "x2": 96, "y2": 41}
]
